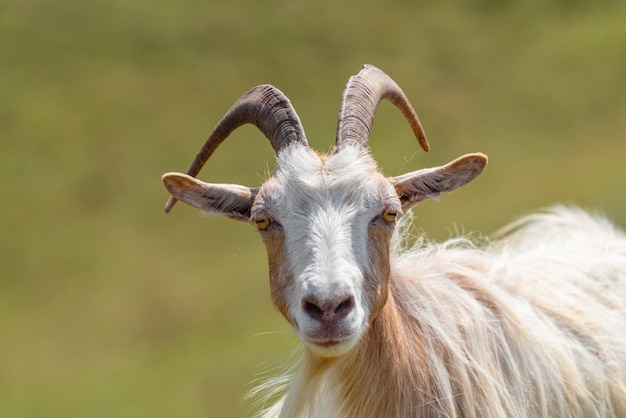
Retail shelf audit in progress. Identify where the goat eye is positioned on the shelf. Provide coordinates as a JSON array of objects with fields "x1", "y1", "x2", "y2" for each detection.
[
  {"x1": 382, "y1": 209, "x2": 398, "y2": 223},
  {"x1": 254, "y1": 215, "x2": 271, "y2": 230}
]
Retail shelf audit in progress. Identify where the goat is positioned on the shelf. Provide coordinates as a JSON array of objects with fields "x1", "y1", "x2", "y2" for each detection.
[{"x1": 162, "y1": 65, "x2": 626, "y2": 417}]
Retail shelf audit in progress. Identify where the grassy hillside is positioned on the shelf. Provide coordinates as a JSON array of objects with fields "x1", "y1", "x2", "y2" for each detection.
[{"x1": 1, "y1": 0, "x2": 625, "y2": 416}]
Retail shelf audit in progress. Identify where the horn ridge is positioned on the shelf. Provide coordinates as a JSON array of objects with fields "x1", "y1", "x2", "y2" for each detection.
[
  {"x1": 164, "y1": 84, "x2": 308, "y2": 213},
  {"x1": 336, "y1": 64, "x2": 429, "y2": 152}
]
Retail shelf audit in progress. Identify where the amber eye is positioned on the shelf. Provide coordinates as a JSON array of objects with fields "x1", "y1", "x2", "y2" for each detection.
[
  {"x1": 382, "y1": 209, "x2": 398, "y2": 223},
  {"x1": 254, "y1": 215, "x2": 271, "y2": 230}
]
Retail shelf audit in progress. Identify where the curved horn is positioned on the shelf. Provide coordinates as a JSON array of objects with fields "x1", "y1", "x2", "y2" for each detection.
[
  {"x1": 164, "y1": 84, "x2": 308, "y2": 213},
  {"x1": 335, "y1": 65, "x2": 429, "y2": 152}
]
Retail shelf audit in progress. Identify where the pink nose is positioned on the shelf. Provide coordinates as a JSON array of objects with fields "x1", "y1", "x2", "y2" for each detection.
[{"x1": 302, "y1": 294, "x2": 355, "y2": 323}]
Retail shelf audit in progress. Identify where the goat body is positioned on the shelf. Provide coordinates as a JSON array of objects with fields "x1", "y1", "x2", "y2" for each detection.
[{"x1": 162, "y1": 65, "x2": 626, "y2": 417}]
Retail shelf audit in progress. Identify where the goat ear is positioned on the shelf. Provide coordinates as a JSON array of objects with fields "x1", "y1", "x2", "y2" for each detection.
[
  {"x1": 390, "y1": 153, "x2": 487, "y2": 211},
  {"x1": 162, "y1": 173, "x2": 257, "y2": 221}
]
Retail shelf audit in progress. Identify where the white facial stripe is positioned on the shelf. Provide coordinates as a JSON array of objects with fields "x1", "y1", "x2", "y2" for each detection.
[{"x1": 276, "y1": 147, "x2": 385, "y2": 284}]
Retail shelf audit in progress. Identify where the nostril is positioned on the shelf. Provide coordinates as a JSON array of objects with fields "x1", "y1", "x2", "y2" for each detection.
[
  {"x1": 336, "y1": 296, "x2": 355, "y2": 317},
  {"x1": 303, "y1": 298, "x2": 325, "y2": 321},
  {"x1": 302, "y1": 295, "x2": 355, "y2": 322}
]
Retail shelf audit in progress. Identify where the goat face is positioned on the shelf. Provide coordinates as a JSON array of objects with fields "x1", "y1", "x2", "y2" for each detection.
[
  {"x1": 250, "y1": 145, "x2": 400, "y2": 357},
  {"x1": 162, "y1": 65, "x2": 487, "y2": 358}
]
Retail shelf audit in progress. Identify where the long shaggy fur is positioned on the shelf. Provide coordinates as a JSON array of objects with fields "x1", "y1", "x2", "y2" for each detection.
[{"x1": 255, "y1": 206, "x2": 626, "y2": 418}]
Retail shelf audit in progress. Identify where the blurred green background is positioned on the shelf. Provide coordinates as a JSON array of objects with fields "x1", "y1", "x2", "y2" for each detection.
[{"x1": 2, "y1": 0, "x2": 625, "y2": 416}]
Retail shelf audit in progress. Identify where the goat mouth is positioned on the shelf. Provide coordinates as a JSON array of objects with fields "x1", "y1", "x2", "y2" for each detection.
[
  {"x1": 306, "y1": 337, "x2": 345, "y2": 347},
  {"x1": 293, "y1": 312, "x2": 367, "y2": 357},
  {"x1": 301, "y1": 333, "x2": 361, "y2": 357}
]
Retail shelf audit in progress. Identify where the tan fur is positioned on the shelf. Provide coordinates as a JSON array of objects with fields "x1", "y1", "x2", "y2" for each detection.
[{"x1": 264, "y1": 228, "x2": 292, "y2": 323}]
